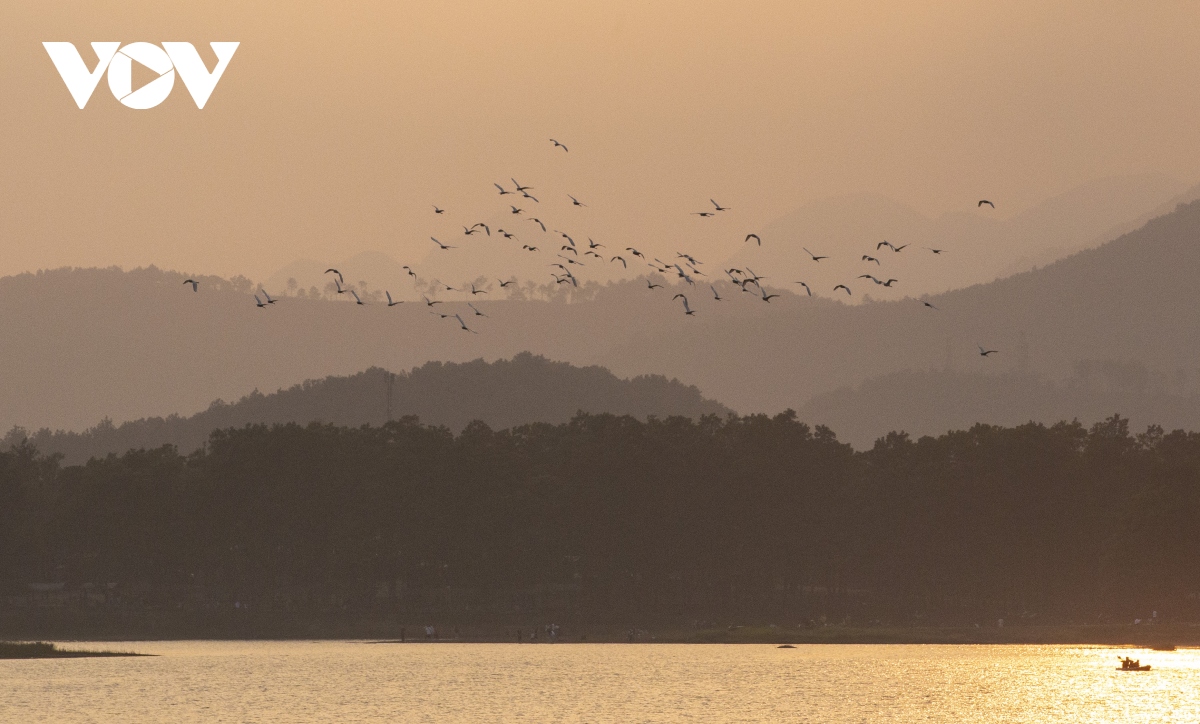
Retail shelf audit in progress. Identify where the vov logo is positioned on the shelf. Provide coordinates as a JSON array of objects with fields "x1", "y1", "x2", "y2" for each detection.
[{"x1": 44, "y1": 42, "x2": 239, "y2": 109}]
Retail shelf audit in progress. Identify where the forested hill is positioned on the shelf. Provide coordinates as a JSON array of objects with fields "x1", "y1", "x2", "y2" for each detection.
[{"x1": 9, "y1": 354, "x2": 730, "y2": 464}]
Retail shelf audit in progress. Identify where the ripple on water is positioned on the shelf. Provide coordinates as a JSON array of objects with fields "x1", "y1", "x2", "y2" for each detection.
[{"x1": 2, "y1": 642, "x2": 1197, "y2": 723}]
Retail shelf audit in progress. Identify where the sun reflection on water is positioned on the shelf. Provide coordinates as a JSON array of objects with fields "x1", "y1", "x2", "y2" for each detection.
[{"x1": 2, "y1": 642, "x2": 1197, "y2": 723}]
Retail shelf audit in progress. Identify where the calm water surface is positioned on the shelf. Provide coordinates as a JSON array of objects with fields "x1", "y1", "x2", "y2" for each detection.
[{"x1": 2, "y1": 642, "x2": 1196, "y2": 722}]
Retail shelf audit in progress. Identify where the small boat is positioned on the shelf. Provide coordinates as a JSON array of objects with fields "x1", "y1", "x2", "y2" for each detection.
[
  {"x1": 777, "y1": 644, "x2": 796, "y2": 649},
  {"x1": 1118, "y1": 658, "x2": 1151, "y2": 671}
]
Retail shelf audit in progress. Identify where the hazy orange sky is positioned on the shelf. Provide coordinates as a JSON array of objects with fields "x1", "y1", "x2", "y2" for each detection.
[{"x1": 3, "y1": 0, "x2": 1200, "y2": 283}]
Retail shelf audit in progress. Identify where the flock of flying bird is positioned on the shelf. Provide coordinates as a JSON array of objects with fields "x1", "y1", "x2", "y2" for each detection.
[{"x1": 182, "y1": 140, "x2": 1004, "y2": 357}]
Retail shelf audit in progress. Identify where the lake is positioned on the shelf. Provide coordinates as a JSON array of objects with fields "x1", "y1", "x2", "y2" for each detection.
[{"x1": 2, "y1": 642, "x2": 1195, "y2": 722}]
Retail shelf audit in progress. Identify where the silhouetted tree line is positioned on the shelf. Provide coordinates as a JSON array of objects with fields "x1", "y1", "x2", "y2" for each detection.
[{"x1": 2, "y1": 413, "x2": 1198, "y2": 626}]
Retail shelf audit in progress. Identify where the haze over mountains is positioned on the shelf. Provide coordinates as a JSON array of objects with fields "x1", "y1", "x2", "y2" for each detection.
[
  {"x1": 6, "y1": 192, "x2": 1200, "y2": 447},
  {"x1": 724, "y1": 173, "x2": 1195, "y2": 299},
  {"x1": 260, "y1": 174, "x2": 1194, "y2": 301}
]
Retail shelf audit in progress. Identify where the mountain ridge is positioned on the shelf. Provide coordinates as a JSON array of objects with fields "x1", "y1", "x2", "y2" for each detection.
[{"x1": 7, "y1": 354, "x2": 730, "y2": 464}]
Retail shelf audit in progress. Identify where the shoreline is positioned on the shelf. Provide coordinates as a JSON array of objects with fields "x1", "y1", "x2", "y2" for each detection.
[{"x1": 4, "y1": 625, "x2": 1196, "y2": 648}]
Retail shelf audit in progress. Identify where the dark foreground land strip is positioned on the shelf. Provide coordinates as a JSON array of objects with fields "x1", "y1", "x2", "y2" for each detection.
[{"x1": 0, "y1": 641, "x2": 151, "y2": 659}]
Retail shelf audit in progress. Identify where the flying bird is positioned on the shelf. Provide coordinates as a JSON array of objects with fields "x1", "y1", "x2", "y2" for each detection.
[
  {"x1": 386, "y1": 291, "x2": 402, "y2": 307},
  {"x1": 454, "y1": 313, "x2": 479, "y2": 333},
  {"x1": 350, "y1": 290, "x2": 365, "y2": 305},
  {"x1": 325, "y1": 268, "x2": 344, "y2": 284},
  {"x1": 588, "y1": 238, "x2": 604, "y2": 249},
  {"x1": 521, "y1": 191, "x2": 539, "y2": 203},
  {"x1": 499, "y1": 229, "x2": 517, "y2": 239},
  {"x1": 183, "y1": 279, "x2": 198, "y2": 292},
  {"x1": 834, "y1": 284, "x2": 851, "y2": 295},
  {"x1": 402, "y1": 265, "x2": 417, "y2": 278},
  {"x1": 803, "y1": 248, "x2": 828, "y2": 262},
  {"x1": 926, "y1": 247, "x2": 946, "y2": 254},
  {"x1": 794, "y1": 281, "x2": 812, "y2": 296},
  {"x1": 470, "y1": 284, "x2": 487, "y2": 295},
  {"x1": 260, "y1": 290, "x2": 277, "y2": 304},
  {"x1": 711, "y1": 199, "x2": 730, "y2": 211},
  {"x1": 468, "y1": 302, "x2": 488, "y2": 317},
  {"x1": 673, "y1": 294, "x2": 696, "y2": 316},
  {"x1": 495, "y1": 183, "x2": 513, "y2": 195},
  {"x1": 569, "y1": 195, "x2": 586, "y2": 207},
  {"x1": 862, "y1": 255, "x2": 880, "y2": 265},
  {"x1": 433, "y1": 205, "x2": 445, "y2": 214},
  {"x1": 920, "y1": 300, "x2": 938, "y2": 310},
  {"x1": 422, "y1": 295, "x2": 442, "y2": 307},
  {"x1": 877, "y1": 241, "x2": 895, "y2": 251},
  {"x1": 646, "y1": 279, "x2": 663, "y2": 290},
  {"x1": 510, "y1": 205, "x2": 523, "y2": 215},
  {"x1": 890, "y1": 244, "x2": 908, "y2": 252},
  {"x1": 512, "y1": 179, "x2": 533, "y2": 192},
  {"x1": 473, "y1": 223, "x2": 491, "y2": 236},
  {"x1": 530, "y1": 218, "x2": 547, "y2": 232},
  {"x1": 522, "y1": 245, "x2": 539, "y2": 251},
  {"x1": 463, "y1": 225, "x2": 479, "y2": 236},
  {"x1": 979, "y1": 346, "x2": 999, "y2": 356},
  {"x1": 431, "y1": 237, "x2": 456, "y2": 250},
  {"x1": 978, "y1": 200, "x2": 995, "y2": 208},
  {"x1": 745, "y1": 234, "x2": 761, "y2": 246},
  {"x1": 499, "y1": 279, "x2": 515, "y2": 287},
  {"x1": 881, "y1": 278, "x2": 898, "y2": 287},
  {"x1": 692, "y1": 211, "x2": 716, "y2": 217},
  {"x1": 626, "y1": 247, "x2": 645, "y2": 259},
  {"x1": 759, "y1": 286, "x2": 779, "y2": 302},
  {"x1": 253, "y1": 294, "x2": 267, "y2": 308},
  {"x1": 711, "y1": 285, "x2": 724, "y2": 301},
  {"x1": 550, "y1": 139, "x2": 568, "y2": 152},
  {"x1": 673, "y1": 264, "x2": 696, "y2": 285},
  {"x1": 611, "y1": 256, "x2": 627, "y2": 268}
]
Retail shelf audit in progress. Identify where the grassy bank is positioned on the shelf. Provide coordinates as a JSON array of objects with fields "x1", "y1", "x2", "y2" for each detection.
[{"x1": 0, "y1": 641, "x2": 149, "y2": 659}]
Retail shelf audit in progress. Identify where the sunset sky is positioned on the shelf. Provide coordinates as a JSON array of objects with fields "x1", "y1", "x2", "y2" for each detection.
[{"x1": 3, "y1": 0, "x2": 1200, "y2": 282}]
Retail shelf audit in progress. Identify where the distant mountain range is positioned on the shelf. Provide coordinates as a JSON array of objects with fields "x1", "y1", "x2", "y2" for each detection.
[
  {"x1": 9, "y1": 354, "x2": 729, "y2": 464},
  {"x1": 721, "y1": 173, "x2": 1195, "y2": 299},
  {"x1": 6, "y1": 189, "x2": 1200, "y2": 445},
  {"x1": 262, "y1": 174, "x2": 1195, "y2": 302}
]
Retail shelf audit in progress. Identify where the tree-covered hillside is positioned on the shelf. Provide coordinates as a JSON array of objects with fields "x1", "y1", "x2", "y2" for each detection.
[{"x1": 8, "y1": 353, "x2": 729, "y2": 463}]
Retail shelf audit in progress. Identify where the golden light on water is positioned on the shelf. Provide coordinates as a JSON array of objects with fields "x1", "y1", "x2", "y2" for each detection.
[{"x1": 4, "y1": 643, "x2": 1198, "y2": 722}]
